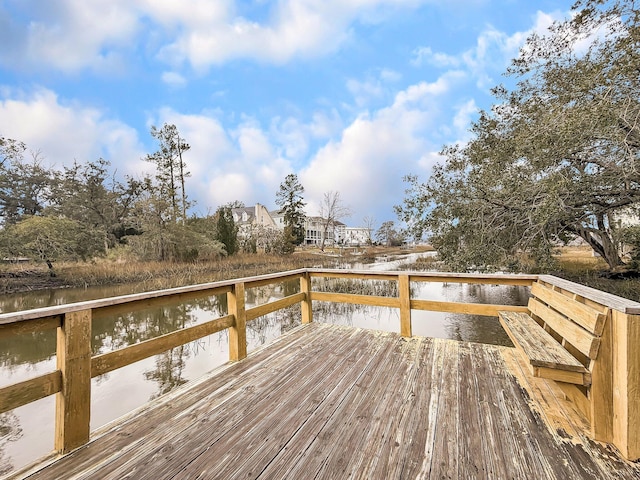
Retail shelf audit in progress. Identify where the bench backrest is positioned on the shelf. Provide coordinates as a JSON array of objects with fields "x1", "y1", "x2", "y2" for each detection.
[{"x1": 528, "y1": 281, "x2": 609, "y2": 367}]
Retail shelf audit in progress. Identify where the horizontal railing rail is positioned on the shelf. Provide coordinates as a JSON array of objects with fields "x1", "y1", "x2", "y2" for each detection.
[{"x1": 1, "y1": 268, "x2": 638, "y2": 460}]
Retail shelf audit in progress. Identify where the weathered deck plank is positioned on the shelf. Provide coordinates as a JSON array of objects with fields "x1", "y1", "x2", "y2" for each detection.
[{"x1": 18, "y1": 323, "x2": 640, "y2": 480}]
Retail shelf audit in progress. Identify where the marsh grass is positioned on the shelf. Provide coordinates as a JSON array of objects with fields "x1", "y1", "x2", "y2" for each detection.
[
  {"x1": 3, "y1": 245, "x2": 639, "y2": 302},
  {"x1": 546, "y1": 247, "x2": 638, "y2": 301},
  {"x1": 0, "y1": 252, "x2": 336, "y2": 294},
  {"x1": 393, "y1": 245, "x2": 639, "y2": 302},
  {"x1": 554, "y1": 259, "x2": 640, "y2": 302}
]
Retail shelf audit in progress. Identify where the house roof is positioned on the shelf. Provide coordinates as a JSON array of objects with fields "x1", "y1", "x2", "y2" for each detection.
[{"x1": 232, "y1": 207, "x2": 255, "y2": 225}]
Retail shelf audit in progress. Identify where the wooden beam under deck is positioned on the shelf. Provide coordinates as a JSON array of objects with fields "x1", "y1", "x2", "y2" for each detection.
[{"x1": 18, "y1": 323, "x2": 640, "y2": 480}]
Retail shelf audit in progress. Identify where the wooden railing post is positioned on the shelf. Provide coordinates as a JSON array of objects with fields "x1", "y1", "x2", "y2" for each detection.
[
  {"x1": 228, "y1": 282, "x2": 247, "y2": 361},
  {"x1": 399, "y1": 274, "x2": 412, "y2": 337},
  {"x1": 590, "y1": 309, "x2": 613, "y2": 444},
  {"x1": 300, "y1": 272, "x2": 313, "y2": 324},
  {"x1": 610, "y1": 311, "x2": 640, "y2": 460},
  {"x1": 55, "y1": 309, "x2": 92, "y2": 453}
]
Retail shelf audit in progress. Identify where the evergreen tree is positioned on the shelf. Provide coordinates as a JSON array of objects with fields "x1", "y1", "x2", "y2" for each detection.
[
  {"x1": 145, "y1": 123, "x2": 191, "y2": 224},
  {"x1": 275, "y1": 174, "x2": 306, "y2": 247},
  {"x1": 214, "y1": 206, "x2": 239, "y2": 256}
]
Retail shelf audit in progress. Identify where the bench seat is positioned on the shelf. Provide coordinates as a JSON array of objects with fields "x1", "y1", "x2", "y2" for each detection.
[{"x1": 498, "y1": 311, "x2": 591, "y2": 386}]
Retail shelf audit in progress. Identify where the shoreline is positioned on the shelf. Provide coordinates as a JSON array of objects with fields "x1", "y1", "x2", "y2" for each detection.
[
  {"x1": 3, "y1": 246, "x2": 636, "y2": 303},
  {"x1": 1, "y1": 246, "x2": 433, "y2": 296}
]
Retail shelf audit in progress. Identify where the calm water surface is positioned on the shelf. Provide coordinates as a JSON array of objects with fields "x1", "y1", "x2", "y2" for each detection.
[{"x1": 0, "y1": 253, "x2": 528, "y2": 475}]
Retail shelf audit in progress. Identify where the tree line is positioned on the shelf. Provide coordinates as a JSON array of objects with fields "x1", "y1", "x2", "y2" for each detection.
[
  {"x1": 397, "y1": 0, "x2": 640, "y2": 273},
  {"x1": 0, "y1": 125, "x2": 286, "y2": 274},
  {"x1": 1, "y1": 125, "x2": 390, "y2": 273}
]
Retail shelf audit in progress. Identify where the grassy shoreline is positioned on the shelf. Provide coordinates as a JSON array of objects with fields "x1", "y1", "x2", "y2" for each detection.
[
  {"x1": 402, "y1": 246, "x2": 640, "y2": 302},
  {"x1": 2, "y1": 245, "x2": 638, "y2": 302},
  {"x1": 0, "y1": 246, "x2": 428, "y2": 296},
  {"x1": 551, "y1": 248, "x2": 640, "y2": 302},
  {"x1": 0, "y1": 253, "x2": 327, "y2": 295}
]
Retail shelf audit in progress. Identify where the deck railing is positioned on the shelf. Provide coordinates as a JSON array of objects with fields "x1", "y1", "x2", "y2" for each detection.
[{"x1": 0, "y1": 268, "x2": 638, "y2": 460}]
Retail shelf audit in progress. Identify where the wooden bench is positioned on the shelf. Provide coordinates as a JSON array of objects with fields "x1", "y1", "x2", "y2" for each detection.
[{"x1": 498, "y1": 281, "x2": 608, "y2": 387}]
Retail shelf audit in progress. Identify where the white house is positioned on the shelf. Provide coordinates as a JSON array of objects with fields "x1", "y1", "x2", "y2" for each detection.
[
  {"x1": 344, "y1": 227, "x2": 372, "y2": 246},
  {"x1": 232, "y1": 204, "x2": 370, "y2": 249},
  {"x1": 303, "y1": 217, "x2": 346, "y2": 246},
  {"x1": 613, "y1": 207, "x2": 640, "y2": 229},
  {"x1": 231, "y1": 203, "x2": 278, "y2": 235}
]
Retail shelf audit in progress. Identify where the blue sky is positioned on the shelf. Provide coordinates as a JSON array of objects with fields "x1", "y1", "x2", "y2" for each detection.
[{"x1": 0, "y1": 0, "x2": 569, "y2": 229}]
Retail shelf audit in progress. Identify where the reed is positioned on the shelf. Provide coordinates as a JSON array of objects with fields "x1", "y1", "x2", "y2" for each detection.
[
  {"x1": 1, "y1": 252, "x2": 336, "y2": 294},
  {"x1": 554, "y1": 261, "x2": 640, "y2": 301}
]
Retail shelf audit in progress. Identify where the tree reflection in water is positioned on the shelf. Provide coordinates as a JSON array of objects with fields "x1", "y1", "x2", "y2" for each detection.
[
  {"x1": 0, "y1": 411, "x2": 23, "y2": 476},
  {"x1": 144, "y1": 345, "x2": 189, "y2": 400},
  {"x1": 310, "y1": 278, "x2": 528, "y2": 346}
]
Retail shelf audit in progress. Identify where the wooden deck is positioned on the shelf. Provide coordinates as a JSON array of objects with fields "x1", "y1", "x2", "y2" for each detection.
[{"x1": 17, "y1": 323, "x2": 640, "y2": 480}]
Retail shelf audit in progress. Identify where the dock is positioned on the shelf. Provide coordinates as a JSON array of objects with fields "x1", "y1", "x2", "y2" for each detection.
[
  {"x1": 2, "y1": 269, "x2": 640, "y2": 478},
  {"x1": 12, "y1": 323, "x2": 639, "y2": 479}
]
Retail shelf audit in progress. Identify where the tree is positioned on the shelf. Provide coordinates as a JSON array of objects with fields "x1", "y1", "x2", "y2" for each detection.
[
  {"x1": 145, "y1": 123, "x2": 191, "y2": 225},
  {"x1": 271, "y1": 228, "x2": 297, "y2": 255},
  {"x1": 397, "y1": 0, "x2": 640, "y2": 272},
  {"x1": 225, "y1": 200, "x2": 246, "y2": 209},
  {"x1": 376, "y1": 221, "x2": 403, "y2": 247},
  {"x1": 124, "y1": 181, "x2": 225, "y2": 262},
  {"x1": 0, "y1": 136, "x2": 25, "y2": 168},
  {"x1": 620, "y1": 225, "x2": 640, "y2": 271},
  {"x1": 124, "y1": 220, "x2": 225, "y2": 262},
  {"x1": 0, "y1": 216, "x2": 103, "y2": 275},
  {"x1": 362, "y1": 216, "x2": 376, "y2": 246},
  {"x1": 213, "y1": 206, "x2": 239, "y2": 255},
  {"x1": 275, "y1": 174, "x2": 306, "y2": 247},
  {"x1": 0, "y1": 149, "x2": 52, "y2": 225},
  {"x1": 48, "y1": 158, "x2": 144, "y2": 252},
  {"x1": 318, "y1": 191, "x2": 351, "y2": 251}
]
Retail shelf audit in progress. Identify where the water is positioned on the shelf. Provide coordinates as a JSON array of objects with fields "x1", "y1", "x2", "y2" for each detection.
[
  {"x1": 0, "y1": 254, "x2": 528, "y2": 475},
  {"x1": 317, "y1": 251, "x2": 527, "y2": 344}
]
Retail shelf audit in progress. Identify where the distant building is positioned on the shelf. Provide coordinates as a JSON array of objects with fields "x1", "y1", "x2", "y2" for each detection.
[
  {"x1": 613, "y1": 207, "x2": 640, "y2": 229},
  {"x1": 231, "y1": 203, "x2": 278, "y2": 237},
  {"x1": 612, "y1": 207, "x2": 640, "y2": 258},
  {"x1": 270, "y1": 210, "x2": 286, "y2": 230},
  {"x1": 344, "y1": 227, "x2": 372, "y2": 246},
  {"x1": 231, "y1": 203, "x2": 371, "y2": 249},
  {"x1": 304, "y1": 217, "x2": 346, "y2": 247},
  {"x1": 304, "y1": 216, "x2": 323, "y2": 245}
]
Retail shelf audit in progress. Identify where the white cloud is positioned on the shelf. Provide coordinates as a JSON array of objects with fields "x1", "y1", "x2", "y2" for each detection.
[
  {"x1": 452, "y1": 99, "x2": 478, "y2": 137},
  {"x1": 268, "y1": 109, "x2": 345, "y2": 163},
  {"x1": 346, "y1": 68, "x2": 404, "y2": 108},
  {"x1": 393, "y1": 70, "x2": 465, "y2": 108},
  {"x1": 411, "y1": 46, "x2": 461, "y2": 68},
  {"x1": 380, "y1": 69, "x2": 402, "y2": 83},
  {"x1": 150, "y1": 108, "x2": 294, "y2": 212},
  {"x1": 299, "y1": 74, "x2": 454, "y2": 222},
  {"x1": 207, "y1": 173, "x2": 252, "y2": 207},
  {"x1": 0, "y1": 88, "x2": 144, "y2": 173},
  {"x1": 155, "y1": 1, "x2": 353, "y2": 69},
  {"x1": 412, "y1": 10, "x2": 562, "y2": 89},
  {"x1": 269, "y1": 117, "x2": 311, "y2": 161},
  {"x1": 417, "y1": 150, "x2": 444, "y2": 171},
  {"x1": 347, "y1": 78, "x2": 384, "y2": 108},
  {"x1": 0, "y1": 0, "x2": 431, "y2": 72},
  {"x1": 161, "y1": 71, "x2": 187, "y2": 88},
  {"x1": 136, "y1": 0, "x2": 233, "y2": 27},
  {"x1": 308, "y1": 110, "x2": 344, "y2": 139},
  {"x1": 0, "y1": 0, "x2": 138, "y2": 73}
]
